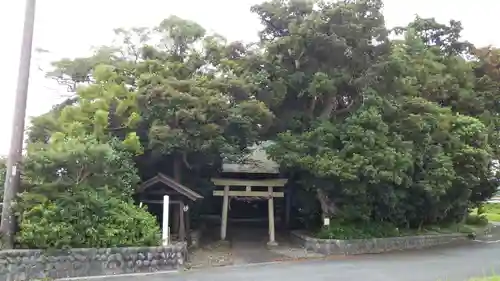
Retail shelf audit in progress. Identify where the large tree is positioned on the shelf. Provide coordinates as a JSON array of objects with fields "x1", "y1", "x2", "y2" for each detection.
[
  {"x1": 29, "y1": 16, "x2": 273, "y2": 184},
  {"x1": 264, "y1": 3, "x2": 499, "y2": 227},
  {"x1": 249, "y1": 0, "x2": 393, "y2": 219},
  {"x1": 20, "y1": 15, "x2": 276, "y2": 248},
  {"x1": 248, "y1": 0, "x2": 389, "y2": 133},
  {"x1": 135, "y1": 16, "x2": 273, "y2": 182}
]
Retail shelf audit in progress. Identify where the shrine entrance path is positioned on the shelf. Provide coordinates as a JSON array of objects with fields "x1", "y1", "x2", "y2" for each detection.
[
  {"x1": 229, "y1": 226, "x2": 290, "y2": 264},
  {"x1": 187, "y1": 225, "x2": 323, "y2": 269}
]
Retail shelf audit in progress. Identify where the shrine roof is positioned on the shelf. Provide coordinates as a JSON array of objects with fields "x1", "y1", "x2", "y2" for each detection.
[
  {"x1": 137, "y1": 173, "x2": 203, "y2": 201},
  {"x1": 222, "y1": 140, "x2": 280, "y2": 174}
]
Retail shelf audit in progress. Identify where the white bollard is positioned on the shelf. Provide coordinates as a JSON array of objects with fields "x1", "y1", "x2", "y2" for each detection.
[{"x1": 162, "y1": 195, "x2": 170, "y2": 246}]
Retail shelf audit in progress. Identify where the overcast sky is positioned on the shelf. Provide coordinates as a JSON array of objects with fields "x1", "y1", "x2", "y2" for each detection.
[{"x1": 0, "y1": 0, "x2": 498, "y2": 155}]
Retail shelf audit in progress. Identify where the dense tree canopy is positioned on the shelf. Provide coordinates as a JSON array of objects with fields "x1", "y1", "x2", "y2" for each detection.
[
  {"x1": 268, "y1": 24, "x2": 498, "y2": 229},
  {"x1": 14, "y1": 0, "x2": 500, "y2": 247}
]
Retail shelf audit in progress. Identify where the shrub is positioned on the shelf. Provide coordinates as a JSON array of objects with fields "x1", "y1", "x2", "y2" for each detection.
[
  {"x1": 478, "y1": 204, "x2": 486, "y2": 215},
  {"x1": 315, "y1": 218, "x2": 477, "y2": 239},
  {"x1": 16, "y1": 190, "x2": 161, "y2": 249},
  {"x1": 465, "y1": 214, "x2": 489, "y2": 226},
  {"x1": 473, "y1": 203, "x2": 500, "y2": 223},
  {"x1": 15, "y1": 134, "x2": 159, "y2": 249},
  {"x1": 316, "y1": 220, "x2": 400, "y2": 240}
]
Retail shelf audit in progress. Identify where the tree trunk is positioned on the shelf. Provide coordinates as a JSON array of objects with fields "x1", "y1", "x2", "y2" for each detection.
[
  {"x1": 173, "y1": 154, "x2": 182, "y2": 183},
  {"x1": 316, "y1": 189, "x2": 337, "y2": 222},
  {"x1": 319, "y1": 94, "x2": 337, "y2": 120},
  {"x1": 172, "y1": 155, "x2": 185, "y2": 242},
  {"x1": 306, "y1": 97, "x2": 317, "y2": 119}
]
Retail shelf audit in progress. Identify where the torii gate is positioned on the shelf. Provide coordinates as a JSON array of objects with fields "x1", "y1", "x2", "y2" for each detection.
[{"x1": 211, "y1": 178, "x2": 288, "y2": 246}]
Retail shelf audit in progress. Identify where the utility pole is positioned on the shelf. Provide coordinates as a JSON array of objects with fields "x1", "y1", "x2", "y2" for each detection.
[{"x1": 0, "y1": 0, "x2": 37, "y2": 249}]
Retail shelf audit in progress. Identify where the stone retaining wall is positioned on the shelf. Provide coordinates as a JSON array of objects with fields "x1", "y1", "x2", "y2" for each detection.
[
  {"x1": 291, "y1": 231, "x2": 469, "y2": 255},
  {"x1": 0, "y1": 243, "x2": 187, "y2": 281}
]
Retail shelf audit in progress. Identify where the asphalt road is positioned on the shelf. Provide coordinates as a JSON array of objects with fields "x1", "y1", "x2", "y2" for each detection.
[{"x1": 80, "y1": 238, "x2": 500, "y2": 281}]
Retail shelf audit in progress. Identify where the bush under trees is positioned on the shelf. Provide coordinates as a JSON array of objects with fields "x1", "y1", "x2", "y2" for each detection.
[
  {"x1": 14, "y1": 134, "x2": 160, "y2": 249},
  {"x1": 16, "y1": 191, "x2": 160, "y2": 249}
]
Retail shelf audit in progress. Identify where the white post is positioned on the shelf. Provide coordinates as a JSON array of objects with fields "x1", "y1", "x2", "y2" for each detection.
[
  {"x1": 221, "y1": 185, "x2": 229, "y2": 240},
  {"x1": 267, "y1": 186, "x2": 277, "y2": 246},
  {"x1": 162, "y1": 195, "x2": 170, "y2": 246}
]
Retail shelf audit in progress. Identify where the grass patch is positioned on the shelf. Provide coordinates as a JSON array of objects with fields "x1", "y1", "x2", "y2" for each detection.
[
  {"x1": 315, "y1": 219, "x2": 476, "y2": 240},
  {"x1": 485, "y1": 213, "x2": 500, "y2": 222},
  {"x1": 470, "y1": 203, "x2": 500, "y2": 223},
  {"x1": 469, "y1": 276, "x2": 500, "y2": 281}
]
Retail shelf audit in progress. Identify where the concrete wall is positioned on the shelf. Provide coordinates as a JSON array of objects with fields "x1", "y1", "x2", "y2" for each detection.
[
  {"x1": 291, "y1": 231, "x2": 469, "y2": 255},
  {"x1": 0, "y1": 243, "x2": 187, "y2": 281}
]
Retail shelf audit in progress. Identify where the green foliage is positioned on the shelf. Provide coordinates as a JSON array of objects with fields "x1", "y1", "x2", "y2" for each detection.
[
  {"x1": 33, "y1": 15, "x2": 274, "y2": 183},
  {"x1": 483, "y1": 203, "x2": 500, "y2": 214},
  {"x1": 22, "y1": 135, "x2": 139, "y2": 199},
  {"x1": 248, "y1": 0, "x2": 389, "y2": 133},
  {"x1": 22, "y1": 0, "x2": 500, "y2": 243},
  {"x1": 465, "y1": 214, "x2": 489, "y2": 227},
  {"x1": 135, "y1": 16, "x2": 274, "y2": 178},
  {"x1": 317, "y1": 220, "x2": 475, "y2": 240},
  {"x1": 16, "y1": 191, "x2": 160, "y2": 249},
  {"x1": 316, "y1": 220, "x2": 400, "y2": 240},
  {"x1": 469, "y1": 277, "x2": 500, "y2": 281},
  {"x1": 262, "y1": 2, "x2": 499, "y2": 229},
  {"x1": 486, "y1": 213, "x2": 500, "y2": 223},
  {"x1": 476, "y1": 203, "x2": 500, "y2": 223},
  {"x1": 15, "y1": 134, "x2": 158, "y2": 249},
  {"x1": 477, "y1": 205, "x2": 486, "y2": 215}
]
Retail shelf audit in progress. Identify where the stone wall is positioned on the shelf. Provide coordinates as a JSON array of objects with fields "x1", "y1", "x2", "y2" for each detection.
[
  {"x1": 291, "y1": 231, "x2": 469, "y2": 255},
  {"x1": 0, "y1": 243, "x2": 187, "y2": 281}
]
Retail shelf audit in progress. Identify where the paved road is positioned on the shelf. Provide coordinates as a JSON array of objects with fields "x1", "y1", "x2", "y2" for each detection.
[{"x1": 81, "y1": 239, "x2": 500, "y2": 281}]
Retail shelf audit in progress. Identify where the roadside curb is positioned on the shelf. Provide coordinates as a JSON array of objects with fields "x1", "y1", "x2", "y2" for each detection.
[{"x1": 55, "y1": 270, "x2": 178, "y2": 281}]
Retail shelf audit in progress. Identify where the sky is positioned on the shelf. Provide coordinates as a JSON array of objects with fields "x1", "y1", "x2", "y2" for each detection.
[{"x1": 0, "y1": 0, "x2": 498, "y2": 156}]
